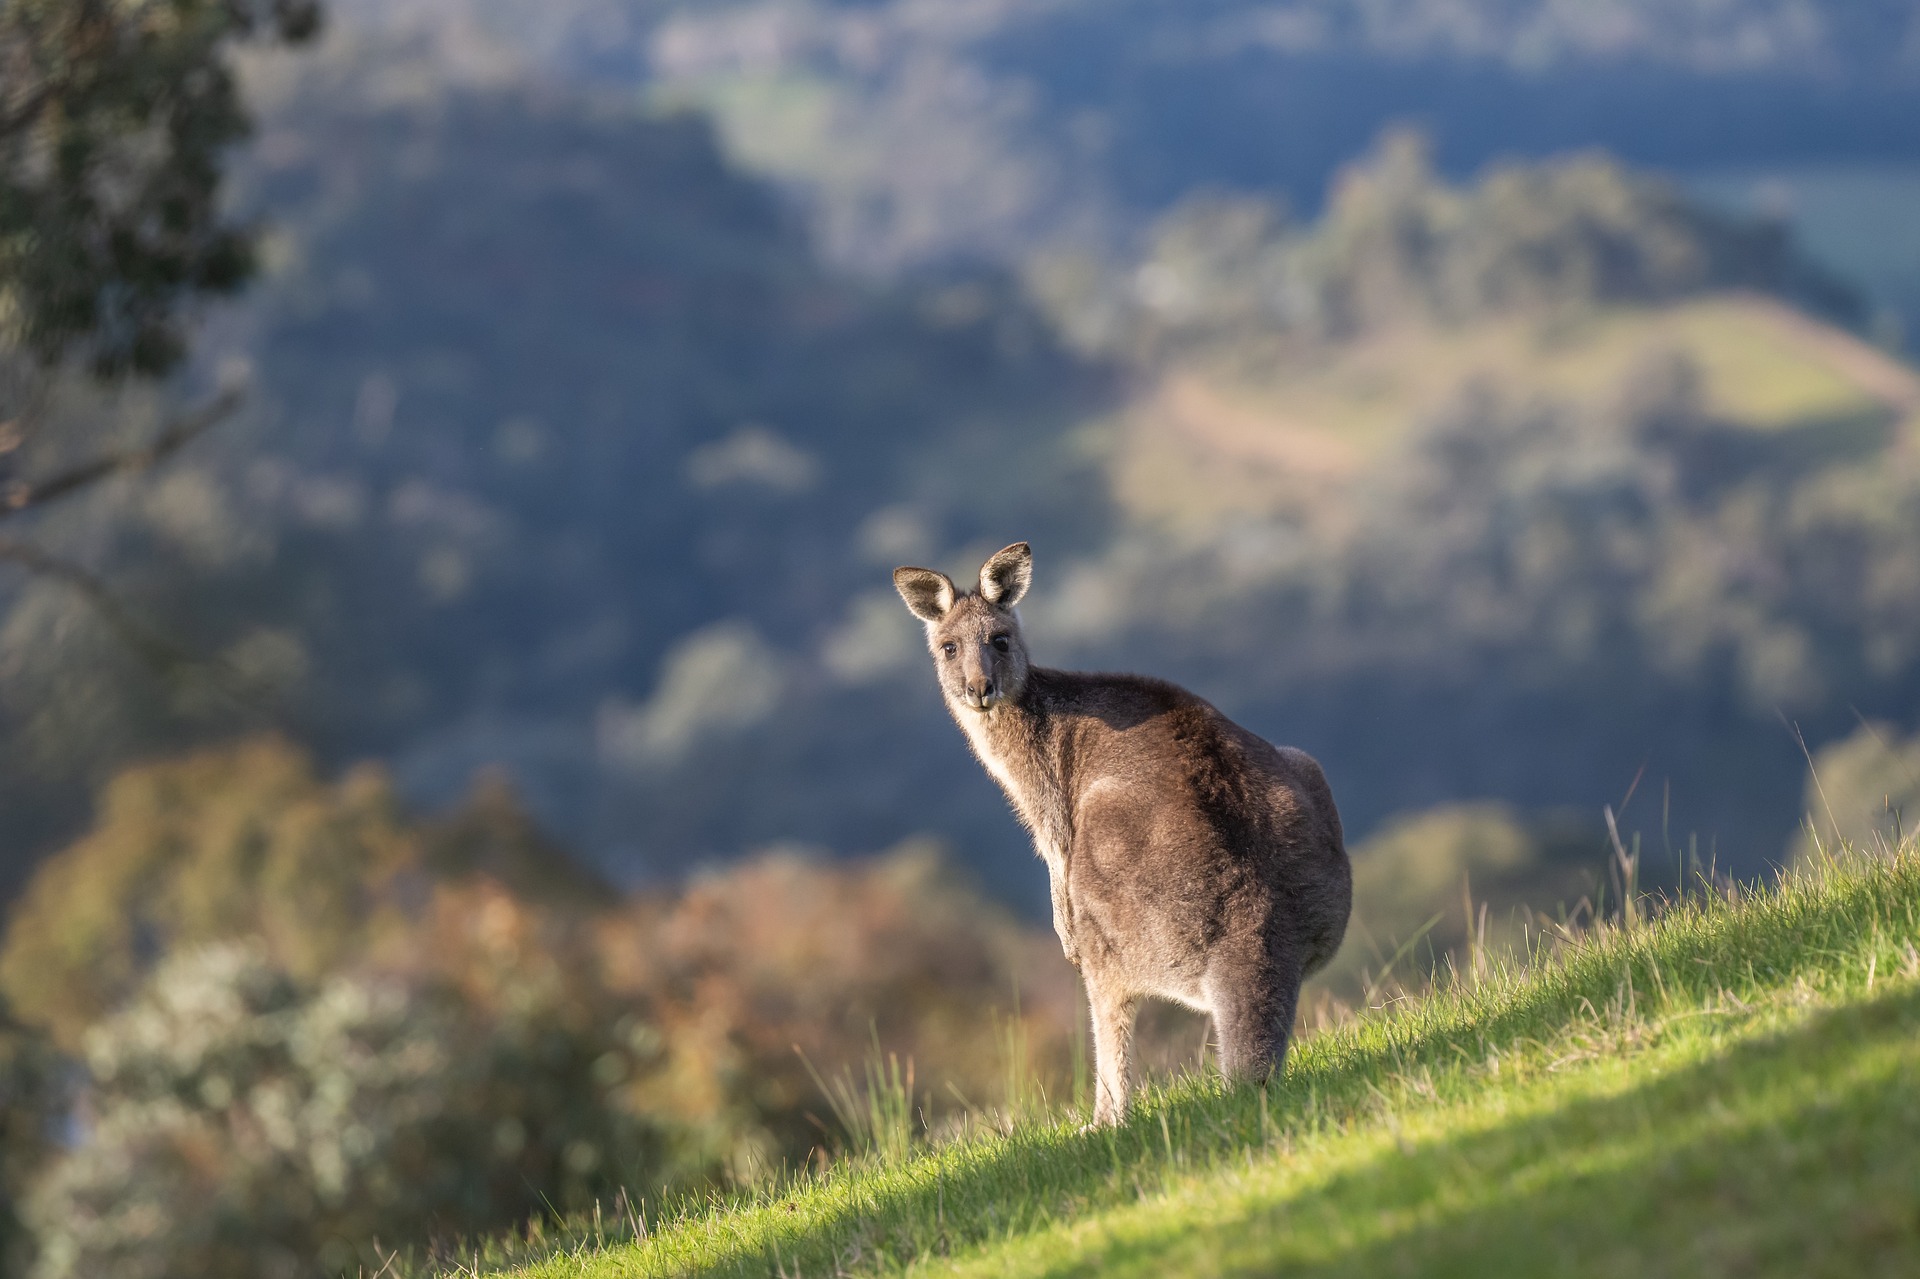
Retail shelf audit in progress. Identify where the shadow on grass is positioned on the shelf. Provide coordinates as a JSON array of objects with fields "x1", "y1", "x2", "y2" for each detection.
[{"x1": 1031, "y1": 982, "x2": 1920, "y2": 1279}]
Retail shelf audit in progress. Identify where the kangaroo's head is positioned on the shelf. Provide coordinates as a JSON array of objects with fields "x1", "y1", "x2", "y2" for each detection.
[{"x1": 893, "y1": 542, "x2": 1033, "y2": 714}]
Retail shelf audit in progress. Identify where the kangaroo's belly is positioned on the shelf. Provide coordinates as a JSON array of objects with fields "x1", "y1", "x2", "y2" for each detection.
[
  {"x1": 1062, "y1": 834, "x2": 1231, "y2": 1005},
  {"x1": 1063, "y1": 768, "x2": 1344, "y2": 1002}
]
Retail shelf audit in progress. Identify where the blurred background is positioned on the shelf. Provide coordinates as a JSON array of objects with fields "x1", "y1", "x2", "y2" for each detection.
[{"x1": 4, "y1": 0, "x2": 1920, "y2": 1273}]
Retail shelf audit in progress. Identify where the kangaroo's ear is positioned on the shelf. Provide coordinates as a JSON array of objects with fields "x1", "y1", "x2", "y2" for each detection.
[
  {"x1": 978, "y1": 542, "x2": 1032, "y2": 607},
  {"x1": 893, "y1": 567, "x2": 956, "y2": 623}
]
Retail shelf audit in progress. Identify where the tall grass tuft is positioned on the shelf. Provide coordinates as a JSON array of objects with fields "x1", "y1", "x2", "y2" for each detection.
[{"x1": 796, "y1": 1029, "x2": 918, "y2": 1167}]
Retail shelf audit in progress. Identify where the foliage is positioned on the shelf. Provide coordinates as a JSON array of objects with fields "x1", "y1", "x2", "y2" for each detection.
[
  {"x1": 0, "y1": 0, "x2": 318, "y2": 375},
  {"x1": 0, "y1": 0, "x2": 326, "y2": 890},
  {"x1": 24, "y1": 942, "x2": 663, "y2": 1279},
  {"x1": 0, "y1": 736, "x2": 604, "y2": 1052},
  {"x1": 1093, "y1": 338, "x2": 1920, "y2": 723},
  {"x1": 1328, "y1": 802, "x2": 1598, "y2": 991},
  {"x1": 0, "y1": 999, "x2": 62, "y2": 1278},
  {"x1": 1793, "y1": 720, "x2": 1920, "y2": 863},
  {"x1": 1035, "y1": 131, "x2": 1860, "y2": 356},
  {"x1": 413, "y1": 841, "x2": 1920, "y2": 1278},
  {"x1": 598, "y1": 845, "x2": 1082, "y2": 1173}
]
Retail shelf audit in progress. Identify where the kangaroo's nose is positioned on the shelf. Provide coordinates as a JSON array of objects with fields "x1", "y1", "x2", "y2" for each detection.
[{"x1": 967, "y1": 678, "x2": 996, "y2": 705}]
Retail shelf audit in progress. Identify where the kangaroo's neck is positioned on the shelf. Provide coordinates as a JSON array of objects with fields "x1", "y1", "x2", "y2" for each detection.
[{"x1": 949, "y1": 672, "x2": 1072, "y2": 868}]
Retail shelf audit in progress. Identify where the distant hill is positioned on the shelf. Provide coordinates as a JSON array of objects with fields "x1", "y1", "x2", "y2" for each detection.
[{"x1": 361, "y1": 0, "x2": 1920, "y2": 285}]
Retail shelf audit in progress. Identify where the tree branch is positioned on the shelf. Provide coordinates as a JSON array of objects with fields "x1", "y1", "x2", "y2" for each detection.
[
  {"x1": 0, "y1": 537, "x2": 202, "y2": 675},
  {"x1": 0, "y1": 78, "x2": 55, "y2": 142},
  {"x1": 0, "y1": 537, "x2": 277, "y2": 720},
  {"x1": 0, "y1": 385, "x2": 243, "y2": 521}
]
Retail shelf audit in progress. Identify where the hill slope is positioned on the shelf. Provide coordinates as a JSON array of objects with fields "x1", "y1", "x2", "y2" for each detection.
[{"x1": 444, "y1": 844, "x2": 1920, "y2": 1278}]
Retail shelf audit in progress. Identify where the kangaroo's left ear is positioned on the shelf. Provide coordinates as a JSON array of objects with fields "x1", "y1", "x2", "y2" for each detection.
[
  {"x1": 894, "y1": 566, "x2": 956, "y2": 622},
  {"x1": 978, "y1": 542, "x2": 1032, "y2": 607}
]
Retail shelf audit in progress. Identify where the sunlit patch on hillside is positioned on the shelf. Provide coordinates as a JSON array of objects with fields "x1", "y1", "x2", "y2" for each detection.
[{"x1": 1105, "y1": 295, "x2": 1917, "y2": 531}]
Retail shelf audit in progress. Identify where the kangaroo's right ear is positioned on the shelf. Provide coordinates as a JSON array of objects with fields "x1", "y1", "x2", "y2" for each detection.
[
  {"x1": 893, "y1": 567, "x2": 956, "y2": 623},
  {"x1": 978, "y1": 542, "x2": 1032, "y2": 607}
]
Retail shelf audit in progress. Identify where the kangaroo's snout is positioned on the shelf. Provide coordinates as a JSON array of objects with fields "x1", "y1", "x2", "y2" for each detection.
[{"x1": 964, "y1": 674, "x2": 998, "y2": 710}]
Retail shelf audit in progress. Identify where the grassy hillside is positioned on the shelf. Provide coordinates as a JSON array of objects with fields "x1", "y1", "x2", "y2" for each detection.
[
  {"x1": 1105, "y1": 294, "x2": 1920, "y2": 528},
  {"x1": 424, "y1": 843, "x2": 1920, "y2": 1278}
]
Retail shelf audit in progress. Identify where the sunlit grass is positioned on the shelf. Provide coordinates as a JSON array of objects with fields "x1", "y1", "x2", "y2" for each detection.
[{"x1": 411, "y1": 840, "x2": 1920, "y2": 1279}]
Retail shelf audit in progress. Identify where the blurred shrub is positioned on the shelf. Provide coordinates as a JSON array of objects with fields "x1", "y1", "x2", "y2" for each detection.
[
  {"x1": 0, "y1": 737, "x2": 604, "y2": 1052},
  {"x1": 1343, "y1": 350, "x2": 1920, "y2": 711},
  {"x1": 24, "y1": 942, "x2": 661, "y2": 1279},
  {"x1": 1791, "y1": 721, "x2": 1920, "y2": 865},
  {"x1": 1324, "y1": 802, "x2": 1597, "y2": 992},
  {"x1": 1, "y1": 1000, "x2": 62, "y2": 1278},
  {"x1": 1089, "y1": 340, "x2": 1920, "y2": 730},
  {"x1": 598, "y1": 842, "x2": 1082, "y2": 1171}
]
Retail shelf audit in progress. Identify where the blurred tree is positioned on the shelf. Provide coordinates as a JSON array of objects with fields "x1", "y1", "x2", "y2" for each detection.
[
  {"x1": 0, "y1": 735, "x2": 606, "y2": 1053},
  {"x1": 0, "y1": 0, "x2": 319, "y2": 373},
  {"x1": 24, "y1": 942, "x2": 662, "y2": 1279},
  {"x1": 1044, "y1": 128, "x2": 1863, "y2": 358},
  {"x1": 0, "y1": 0, "x2": 320, "y2": 627},
  {"x1": 0, "y1": 739, "x2": 1101, "y2": 1268}
]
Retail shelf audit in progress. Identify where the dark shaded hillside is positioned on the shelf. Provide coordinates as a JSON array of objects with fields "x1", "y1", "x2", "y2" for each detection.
[
  {"x1": 0, "y1": 43, "x2": 1114, "y2": 899},
  {"x1": 235, "y1": 88, "x2": 1104, "y2": 735}
]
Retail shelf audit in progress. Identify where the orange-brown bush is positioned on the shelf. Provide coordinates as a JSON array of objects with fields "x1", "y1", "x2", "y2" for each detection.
[{"x1": 597, "y1": 843, "x2": 1082, "y2": 1172}]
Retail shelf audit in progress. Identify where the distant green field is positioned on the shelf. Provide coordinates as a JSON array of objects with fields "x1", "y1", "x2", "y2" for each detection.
[
  {"x1": 1107, "y1": 293, "x2": 1920, "y2": 527},
  {"x1": 432, "y1": 844, "x2": 1920, "y2": 1279}
]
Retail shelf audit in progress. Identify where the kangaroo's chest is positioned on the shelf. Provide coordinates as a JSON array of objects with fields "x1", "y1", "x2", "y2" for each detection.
[{"x1": 957, "y1": 710, "x2": 1070, "y2": 879}]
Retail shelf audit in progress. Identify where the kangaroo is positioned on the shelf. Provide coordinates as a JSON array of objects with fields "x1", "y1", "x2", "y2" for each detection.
[{"x1": 894, "y1": 542, "x2": 1351, "y2": 1125}]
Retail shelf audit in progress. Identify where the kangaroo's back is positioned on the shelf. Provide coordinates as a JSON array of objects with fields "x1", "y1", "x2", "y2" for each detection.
[{"x1": 1033, "y1": 668, "x2": 1350, "y2": 982}]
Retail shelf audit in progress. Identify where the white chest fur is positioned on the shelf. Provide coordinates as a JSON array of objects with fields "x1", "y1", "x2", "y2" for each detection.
[{"x1": 953, "y1": 703, "x2": 1070, "y2": 877}]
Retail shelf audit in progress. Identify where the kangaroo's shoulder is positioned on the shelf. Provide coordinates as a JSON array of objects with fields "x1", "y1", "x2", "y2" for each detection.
[
  {"x1": 1028, "y1": 667, "x2": 1208, "y2": 727},
  {"x1": 1031, "y1": 669, "x2": 1261, "y2": 783},
  {"x1": 1036, "y1": 668, "x2": 1329, "y2": 795}
]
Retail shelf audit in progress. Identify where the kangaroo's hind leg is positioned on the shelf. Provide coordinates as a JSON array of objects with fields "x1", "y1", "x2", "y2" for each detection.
[{"x1": 1207, "y1": 946, "x2": 1304, "y2": 1083}]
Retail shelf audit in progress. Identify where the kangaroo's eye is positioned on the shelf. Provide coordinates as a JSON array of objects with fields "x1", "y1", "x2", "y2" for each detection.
[
  {"x1": 942, "y1": 642, "x2": 958, "y2": 658},
  {"x1": 991, "y1": 634, "x2": 1010, "y2": 653}
]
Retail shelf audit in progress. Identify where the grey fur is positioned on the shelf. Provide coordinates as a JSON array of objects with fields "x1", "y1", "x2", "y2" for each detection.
[{"x1": 893, "y1": 542, "x2": 1352, "y2": 1125}]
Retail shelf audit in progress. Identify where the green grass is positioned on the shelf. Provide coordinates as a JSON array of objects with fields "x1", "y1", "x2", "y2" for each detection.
[{"x1": 437, "y1": 846, "x2": 1920, "y2": 1278}]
